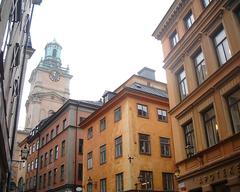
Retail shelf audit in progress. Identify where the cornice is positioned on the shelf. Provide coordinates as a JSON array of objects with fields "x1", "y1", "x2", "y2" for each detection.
[{"x1": 152, "y1": 0, "x2": 190, "y2": 40}]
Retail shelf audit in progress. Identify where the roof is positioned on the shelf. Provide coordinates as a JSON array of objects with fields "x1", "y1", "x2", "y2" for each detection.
[
  {"x1": 128, "y1": 83, "x2": 168, "y2": 98},
  {"x1": 79, "y1": 100, "x2": 103, "y2": 107}
]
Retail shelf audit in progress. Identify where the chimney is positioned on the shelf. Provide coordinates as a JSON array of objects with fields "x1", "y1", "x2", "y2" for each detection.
[{"x1": 137, "y1": 67, "x2": 155, "y2": 81}]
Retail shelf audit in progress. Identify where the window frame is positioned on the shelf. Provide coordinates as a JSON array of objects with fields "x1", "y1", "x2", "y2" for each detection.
[
  {"x1": 100, "y1": 178, "x2": 107, "y2": 192},
  {"x1": 100, "y1": 117, "x2": 106, "y2": 132},
  {"x1": 160, "y1": 137, "x2": 171, "y2": 157},
  {"x1": 115, "y1": 136, "x2": 123, "y2": 158},
  {"x1": 177, "y1": 68, "x2": 189, "y2": 100},
  {"x1": 157, "y1": 108, "x2": 168, "y2": 122},
  {"x1": 137, "y1": 103, "x2": 149, "y2": 118},
  {"x1": 192, "y1": 48, "x2": 207, "y2": 85},
  {"x1": 60, "y1": 164, "x2": 64, "y2": 181},
  {"x1": 139, "y1": 171, "x2": 153, "y2": 190},
  {"x1": 116, "y1": 172, "x2": 124, "y2": 192},
  {"x1": 212, "y1": 25, "x2": 231, "y2": 66},
  {"x1": 169, "y1": 30, "x2": 179, "y2": 48},
  {"x1": 139, "y1": 133, "x2": 151, "y2": 155},
  {"x1": 114, "y1": 107, "x2": 121, "y2": 122},
  {"x1": 87, "y1": 151, "x2": 93, "y2": 169},
  {"x1": 162, "y1": 172, "x2": 174, "y2": 191},
  {"x1": 226, "y1": 87, "x2": 240, "y2": 134},
  {"x1": 87, "y1": 127, "x2": 93, "y2": 139},
  {"x1": 202, "y1": 105, "x2": 219, "y2": 147},
  {"x1": 182, "y1": 120, "x2": 196, "y2": 157},
  {"x1": 100, "y1": 144, "x2": 107, "y2": 165},
  {"x1": 183, "y1": 10, "x2": 195, "y2": 30}
]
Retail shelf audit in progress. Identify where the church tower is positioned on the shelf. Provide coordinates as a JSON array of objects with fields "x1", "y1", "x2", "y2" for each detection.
[{"x1": 25, "y1": 40, "x2": 72, "y2": 130}]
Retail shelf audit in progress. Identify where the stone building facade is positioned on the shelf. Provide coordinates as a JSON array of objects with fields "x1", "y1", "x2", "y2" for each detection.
[
  {"x1": 0, "y1": 0, "x2": 41, "y2": 190},
  {"x1": 153, "y1": 0, "x2": 240, "y2": 191}
]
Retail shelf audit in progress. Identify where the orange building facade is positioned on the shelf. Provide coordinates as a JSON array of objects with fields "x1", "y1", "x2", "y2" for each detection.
[
  {"x1": 81, "y1": 69, "x2": 176, "y2": 192},
  {"x1": 25, "y1": 99, "x2": 101, "y2": 192},
  {"x1": 153, "y1": 0, "x2": 240, "y2": 191}
]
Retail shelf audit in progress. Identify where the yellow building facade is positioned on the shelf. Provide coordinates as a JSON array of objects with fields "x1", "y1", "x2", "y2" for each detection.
[
  {"x1": 81, "y1": 69, "x2": 176, "y2": 192},
  {"x1": 153, "y1": 0, "x2": 240, "y2": 191}
]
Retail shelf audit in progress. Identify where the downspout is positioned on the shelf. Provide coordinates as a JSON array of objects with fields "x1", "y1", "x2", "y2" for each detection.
[{"x1": 74, "y1": 104, "x2": 79, "y2": 191}]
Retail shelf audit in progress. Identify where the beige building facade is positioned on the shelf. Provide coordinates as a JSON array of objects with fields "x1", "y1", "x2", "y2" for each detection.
[
  {"x1": 153, "y1": 0, "x2": 240, "y2": 191},
  {"x1": 0, "y1": 0, "x2": 41, "y2": 190}
]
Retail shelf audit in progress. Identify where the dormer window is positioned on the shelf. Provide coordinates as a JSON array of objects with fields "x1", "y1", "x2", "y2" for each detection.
[
  {"x1": 184, "y1": 10, "x2": 194, "y2": 30},
  {"x1": 169, "y1": 30, "x2": 179, "y2": 48}
]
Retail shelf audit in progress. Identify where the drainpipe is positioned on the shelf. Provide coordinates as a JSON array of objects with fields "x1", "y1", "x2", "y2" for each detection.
[{"x1": 74, "y1": 104, "x2": 79, "y2": 191}]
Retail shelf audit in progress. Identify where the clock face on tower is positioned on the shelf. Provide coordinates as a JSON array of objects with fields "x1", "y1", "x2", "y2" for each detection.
[{"x1": 49, "y1": 70, "x2": 60, "y2": 82}]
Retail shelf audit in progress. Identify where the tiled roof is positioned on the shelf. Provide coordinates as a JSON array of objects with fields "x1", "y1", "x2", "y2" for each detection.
[{"x1": 128, "y1": 83, "x2": 168, "y2": 98}]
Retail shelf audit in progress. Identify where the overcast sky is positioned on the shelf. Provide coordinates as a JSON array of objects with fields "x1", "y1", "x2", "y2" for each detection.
[{"x1": 18, "y1": 0, "x2": 174, "y2": 129}]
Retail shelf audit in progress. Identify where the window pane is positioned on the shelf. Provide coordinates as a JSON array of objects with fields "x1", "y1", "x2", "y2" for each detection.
[{"x1": 228, "y1": 89, "x2": 240, "y2": 133}]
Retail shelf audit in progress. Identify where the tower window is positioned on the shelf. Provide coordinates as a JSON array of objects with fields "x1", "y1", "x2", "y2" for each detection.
[{"x1": 52, "y1": 49, "x2": 57, "y2": 57}]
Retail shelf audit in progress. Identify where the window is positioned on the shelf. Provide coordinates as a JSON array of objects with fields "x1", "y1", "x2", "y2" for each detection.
[
  {"x1": 114, "y1": 107, "x2": 121, "y2": 122},
  {"x1": 44, "y1": 152, "x2": 48, "y2": 166},
  {"x1": 56, "y1": 125, "x2": 59, "y2": 135},
  {"x1": 78, "y1": 163, "x2": 83, "y2": 181},
  {"x1": 49, "y1": 149, "x2": 53, "y2": 164},
  {"x1": 50, "y1": 129, "x2": 54, "y2": 139},
  {"x1": 54, "y1": 145, "x2": 59, "y2": 160},
  {"x1": 40, "y1": 155, "x2": 43, "y2": 169},
  {"x1": 116, "y1": 173, "x2": 123, "y2": 192},
  {"x1": 31, "y1": 161, "x2": 34, "y2": 170},
  {"x1": 32, "y1": 143, "x2": 35, "y2": 153},
  {"x1": 41, "y1": 137, "x2": 45, "y2": 147},
  {"x1": 61, "y1": 140, "x2": 65, "y2": 156},
  {"x1": 234, "y1": 5, "x2": 240, "y2": 23},
  {"x1": 27, "y1": 163, "x2": 30, "y2": 172},
  {"x1": 34, "y1": 158, "x2": 38, "y2": 169},
  {"x1": 202, "y1": 0, "x2": 212, "y2": 8},
  {"x1": 139, "y1": 134, "x2": 151, "y2": 155},
  {"x1": 169, "y1": 30, "x2": 179, "y2": 48},
  {"x1": 100, "y1": 144, "x2": 106, "y2": 164},
  {"x1": 202, "y1": 106, "x2": 219, "y2": 147},
  {"x1": 39, "y1": 175, "x2": 42, "y2": 189},
  {"x1": 79, "y1": 117, "x2": 86, "y2": 123},
  {"x1": 79, "y1": 139, "x2": 83, "y2": 154},
  {"x1": 183, "y1": 121, "x2": 196, "y2": 157},
  {"x1": 139, "y1": 171, "x2": 153, "y2": 190},
  {"x1": 46, "y1": 134, "x2": 49, "y2": 143},
  {"x1": 63, "y1": 118, "x2": 67, "y2": 129},
  {"x1": 184, "y1": 10, "x2": 194, "y2": 29},
  {"x1": 43, "y1": 174, "x2": 46, "y2": 188},
  {"x1": 193, "y1": 49, "x2": 207, "y2": 84},
  {"x1": 162, "y1": 173, "x2": 174, "y2": 191},
  {"x1": 60, "y1": 165, "x2": 64, "y2": 181},
  {"x1": 48, "y1": 171, "x2": 52, "y2": 186},
  {"x1": 157, "y1": 109, "x2": 167, "y2": 122},
  {"x1": 115, "y1": 136, "x2": 122, "y2": 158},
  {"x1": 100, "y1": 117, "x2": 106, "y2": 131},
  {"x1": 100, "y1": 178, "x2": 107, "y2": 192},
  {"x1": 177, "y1": 68, "x2": 189, "y2": 100},
  {"x1": 87, "y1": 183, "x2": 93, "y2": 192},
  {"x1": 36, "y1": 140, "x2": 39, "y2": 150},
  {"x1": 137, "y1": 104, "x2": 148, "y2": 118},
  {"x1": 29, "y1": 146, "x2": 32, "y2": 155},
  {"x1": 87, "y1": 151, "x2": 93, "y2": 169},
  {"x1": 212, "y1": 26, "x2": 231, "y2": 65},
  {"x1": 160, "y1": 137, "x2": 171, "y2": 157},
  {"x1": 53, "y1": 168, "x2": 57, "y2": 184},
  {"x1": 227, "y1": 88, "x2": 240, "y2": 134},
  {"x1": 87, "y1": 127, "x2": 93, "y2": 139}
]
